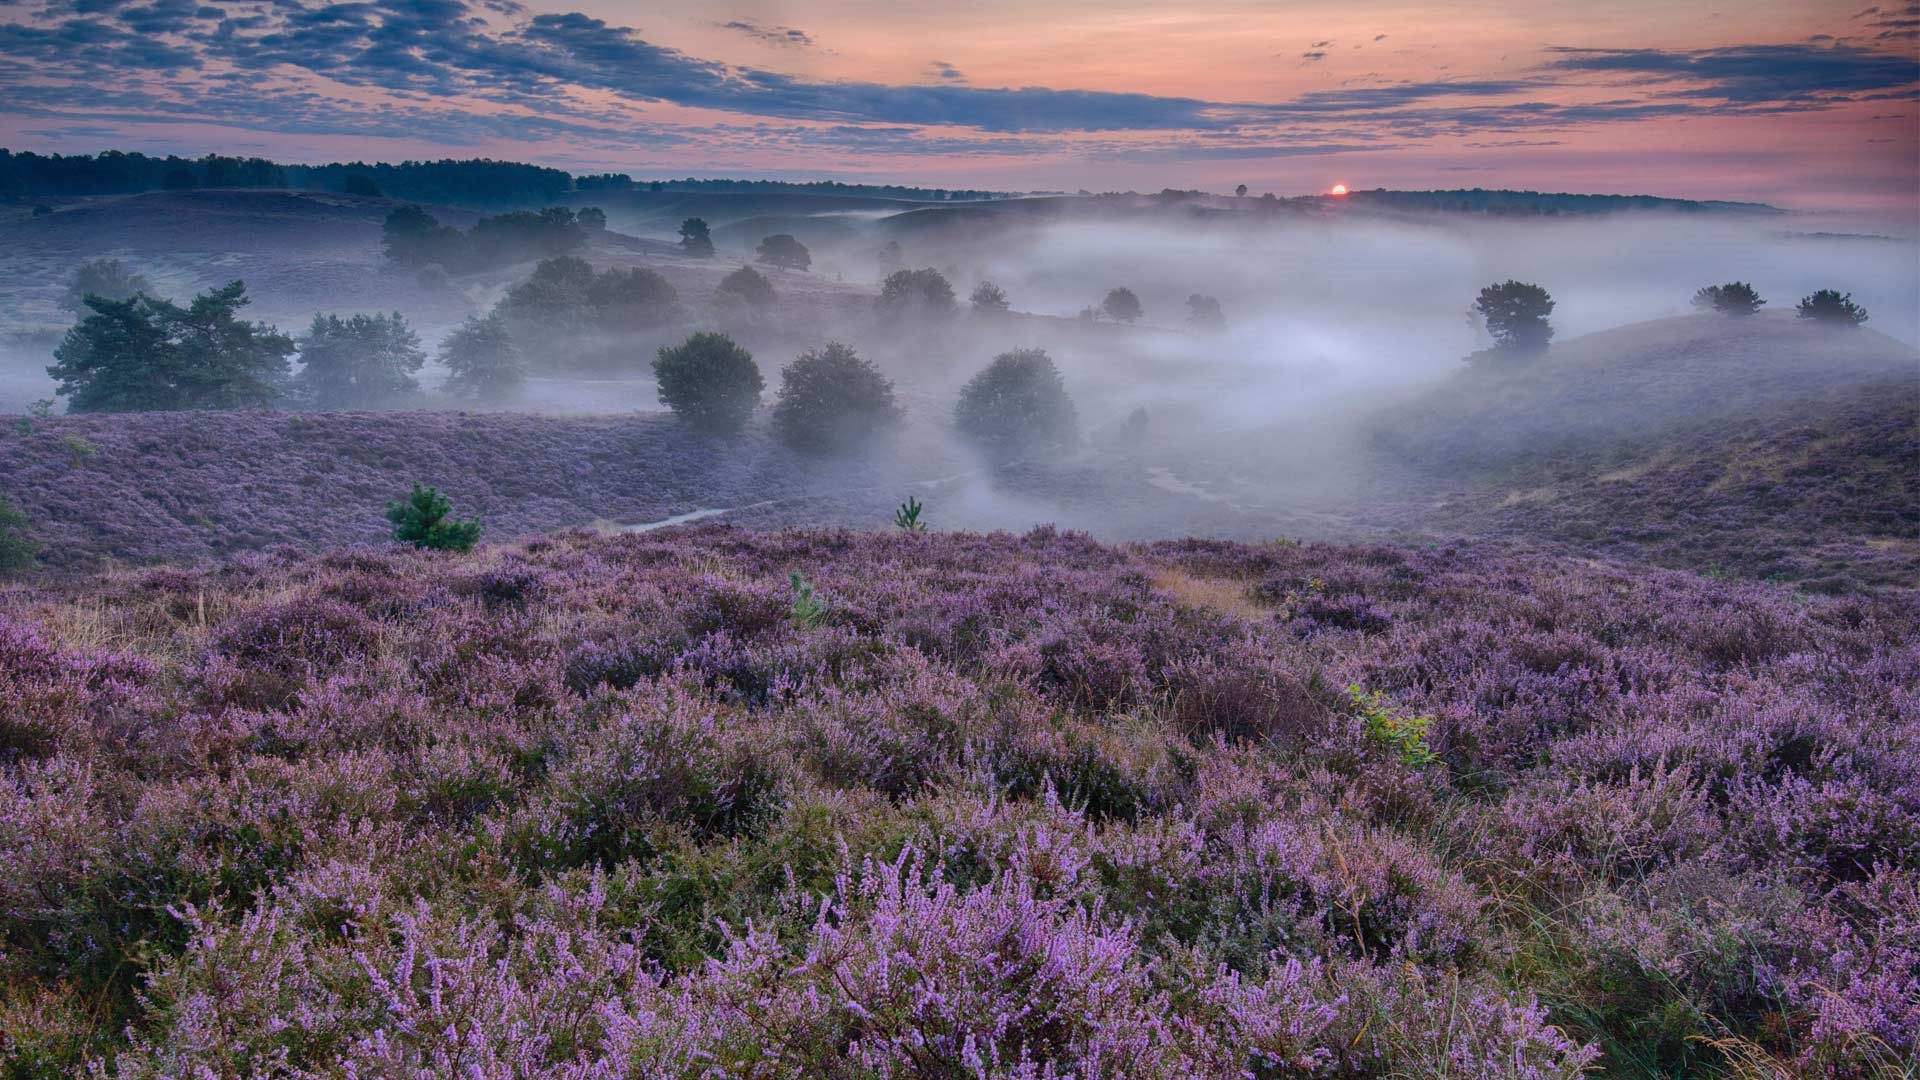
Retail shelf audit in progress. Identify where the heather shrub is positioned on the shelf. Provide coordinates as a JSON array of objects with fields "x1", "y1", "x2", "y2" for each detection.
[
  {"x1": 953, "y1": 347, "x2": 1079, "y2": 460},
  {"x1": 652, "y1": 331, "x2": 763, "y2": 433},
  {"x1": 385, "y1": 483, "x2": 481, "y2": 552},
  {"x1": 770, "y1": 341, "x2": 903, "y2": 454}
]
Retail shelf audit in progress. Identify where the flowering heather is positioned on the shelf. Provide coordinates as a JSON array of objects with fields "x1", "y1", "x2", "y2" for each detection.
[{"x1": 0, "y1": 526, "x2": 1914, "y2": 1076}]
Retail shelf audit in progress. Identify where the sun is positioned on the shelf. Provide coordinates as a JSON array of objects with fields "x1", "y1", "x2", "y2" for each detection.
[{"x1": 1329, "y1": 183, "x2": 1350, "y2": 196}]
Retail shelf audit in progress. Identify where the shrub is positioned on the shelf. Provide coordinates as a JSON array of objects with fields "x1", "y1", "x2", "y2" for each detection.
[
  {"x1": 1473, "y1": 280, "x2": 1555, "y2": 352},
  {"x1": 583, "y1": 266, "x2": 677, "y2": 331},
  {"x1": 1101, "y1": 286, "x2": 1143, "y2": 323},
  {"x1": 1186, "y1": 293, "x2": 1225, "y2": 330},
  {"x1": 0, "y1": 497, "x2": 36, "y2": 574},
  {"x1": 894, "y1": 496, "x2": 926, "y2": 532},
  {"x1": 715, "y1": 265, "x2": 776, "y2": 311},
  {"x1": 1692, "y1": 282, "x2": 1765, "y2": 316},
  {"x1": 756, "y1": 233, "x2": 811, "y2": 271},
  {"x1": 679, "y1": 217, "x2": 714, "y2": 257},
  {"x1": 1797, "y1": 289, "x2": 1869, "y2": 327},
  {"x1": 771, "y1": 342, "x2": 902, "y2": 454},
  {"x1": 970, "y1": 280, "x2": 1010, "y2": 313},
  {"x1": 294, "y1": 311, "x2": 425, "y2": 409},
  {"x1": 953, "y1": 347, "x2": 1078, "y2": 460},
  {"x1": 385, "y1": 483, "x2": 481, "y2": 551},
  {"x1": 876, "y1": 268, "x2": 956, "y2": 320},
  {"x1": 59, "y1": 259, "x2": 153, "y2": 317},
  {"x1": 48, "y1": 281, "x2": 294, "y2": 412},
  {"x1": 438, "y1": 311, "x2": 524, "y2": 403},
  {"x1": 653, "y1": 331, "x2": 763, "y2": 433}
]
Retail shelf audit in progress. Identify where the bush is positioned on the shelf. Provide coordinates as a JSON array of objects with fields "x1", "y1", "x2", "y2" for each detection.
[
  {"x1": 970, "y1": 281, "x2": 1010, "y2": 313},
  {"x1": 771, "y1": 342, "x2": 903, "y2": 454},
  {"x1": 1692, "y1": 282, "x2": 1764, "y2": 316},
  {"x1": 679, "y1": 217, "x2": 714, "y2": 257},
  {"x1": 1101, "y1": 287, "x2": 1143, "y2": 323},
  {"x1": 386, "y1": 484, "x2": 481, "y2": 552},
  {"x1": 953, "y1": 347, "x2": 1078, "y2": 460},
  {"x1": 876, "y1": 268, "x2": 956, "y2": 320},
  {"x1": 0, "y1": 497, "x2": 36, "y2": 574},
  {"x1": 1186, "y1": 293, "x2": 1225, "y2": 329},
  {"x1": 1473, "y1": 280, "x2": 1554, "y2": 352},
  {"x1": 48, "y1": 281, "x2": 294, "y2": 412},
  {"x1": 577, "y1": 207, "x2": 606, "y2": 231},
  {"x1": 60, "y1": 259, "x2": 153, "y2": 317},
  {"x1": 756, "y1": 233, "x2": 810, "y2": 271},
  {"x1": 295, "y1": 311, "x2": 425, "y2": 409},
  {"x1": 438, "y1": 312, "x2": 525, "y2": 403},
  {"x1": 1797, "y1": 289, "x2": 1868, "y2": 327},
  {"x1": 653, "y1": 331, "x2": 763, "y2": 433},
  {"x1": 584, "y1": 266, "x2": 678, "y2": 331},
  {"x1": 494, "y1": 256, "x2": 596, "y2": 340},
  {"x1": 715, "y1": 265, "x2": 776, "y2": 311}
]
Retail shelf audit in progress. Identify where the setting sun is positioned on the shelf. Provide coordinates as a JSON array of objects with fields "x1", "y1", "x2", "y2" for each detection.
[{"x1": 1329, "y1": 183, "x2": 1350, "y2": 196}]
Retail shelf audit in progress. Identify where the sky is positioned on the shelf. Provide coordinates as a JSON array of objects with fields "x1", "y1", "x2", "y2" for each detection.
[{"x1": 0, "y1": 0, "x2": 1916, "y2": 212}]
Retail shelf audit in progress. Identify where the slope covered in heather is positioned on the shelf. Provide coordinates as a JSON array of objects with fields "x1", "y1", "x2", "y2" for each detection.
[{"x1": 0, "y1": 527, "x2": 1913, "y2": 1076}]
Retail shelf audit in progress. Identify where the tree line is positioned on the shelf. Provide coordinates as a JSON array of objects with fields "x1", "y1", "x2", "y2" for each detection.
[{"x1": 1, "y1": 150, "x2": 571, "y2": 207}]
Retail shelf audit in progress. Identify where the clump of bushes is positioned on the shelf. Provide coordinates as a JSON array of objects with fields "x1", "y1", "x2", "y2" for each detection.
[
  {"x1": 1797, "y1": 289, "x2": 1869, "y2": 327},
  {"x1": 653, "y1": 331, "x2": 763, "y2": 433},
  {"x1": 953, "y1": 347, "x2": 1078, "y2": 460},
  {"x1": 771, "y1": 342, "x2": 902, "y2": 454},
  {"x1": 1692, "y1": 281, "x2": 1764, "y2": 316},
  {"x1": 877, "y1": 268, "x2": 956, "y2": 320},
  {"x1": 495, "y1": 256, "x2": 679, "y2": 342},
  {"x1": 386, "y1": 483, "x2": 481, "y2": 551}
]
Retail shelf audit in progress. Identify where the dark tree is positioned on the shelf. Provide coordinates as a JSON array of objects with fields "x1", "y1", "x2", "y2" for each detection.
[
  {"x1": 387, "y1": 484, "x2": 481, "y2": 552},
  {"x1": 341, "y1": 173, "x2": 382, "y2": 198},
  {"x1": 970, "y1": 281, "x2": 1010, "y2": 314},
  {"x1": 578, "y1": 206, "x2": 607, "y2": 231},
  {"x1": 0, "y1": 497, "x2": 36, "y2": 575},
  {"x1": 495, "y1": 256, "x2": 597, "y2": 339},
  {"x1": 161, "y1": 167, "x2": 199, "y2": 191},
  {"x1": 1101, "y1": 287, "x2": 1143, "y2": 324},
  {"x1": 60, "y1": 258, "x2": 153, "y2": 316},
  {"x1": 585, "y1": 266, "x2": 678, "y2": 331},
  {"x1": 48, "y1": 281, "x2": 294, "y2": 412},
  {"x1": 1185, "y1": 293, "x2": 1225, "y2": 330},
  {"x1": 772, "y1": 342, "x2": 903, "y2": 454},
  {"x1": 1796, "y1": 289, "x2": 1869, "y2": 327},
  {"x1": 382, "y1": 205, "x2": 465, "y2": 268},
  {"x1": 1692, "y1": 282, "x2": 1765, "y2": 316},
  {"x1": 438, "y1": 312, "x2": 524, "y2": 403},
  {"x1": 296, "y1": 312, "x2": 426, "y2": 409},
  {"x1": 679, "y1": 217, "x2": 715, "y2": 257},
  {"x1": 876, "y1": 268, "x2": 956, "y2": 320},
  {"x1": 467, "y1": 207, "x2": 585, "y2": 264},
  {"x1": 1235, "y1": 184, "x2": 1249, "y2": 198},
  {"x1": 716, "y1": 265, "x2": 777, "y2": 311},
  {"x1": 1473, "y1": 280, "x2": 1555, "y2": 352},
  {"x1": 653, "y1": 331, "x2": 764, "y2": 433},
  {"x1": 756, "y1": 233, "x2": 812, "y2": 271},
  {"x1": 953, "y1": 347, "x2": 1079, "y2": 460}
]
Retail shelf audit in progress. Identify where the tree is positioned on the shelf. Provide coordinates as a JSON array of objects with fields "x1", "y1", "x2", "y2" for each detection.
[
  {"x1": 1692, "y1": 282, "x2": 1765, "y2": 316},
  {"x1": 341, "y1": 173, "x2": 382, "y2": 197},
  {"x1": 970, "y1": 280, "x2": 1010, "y2": 314},
  {"x1": 585, "y1": 266, "x2": 678, "y2": 331},
  {"x1": 439, "y1": 312, "x2": 524, "y2": 402},
  {"x1": 382, "y1": 205, "x2": 465, "y2": 268},
  {"x1": 467, "y1": 207, "x2": 585, "y2": 264},
  {"x1": 756, "y1": 233, "x2": 811, "y2": 271},
  {"x1": 1797, "y1": 289, "x2": 1868, "y2": 327},
  {"x1": 495, "y1": 256, "x2": 596, "y2": 339},
  {"x1": 161, "y1": 166, "x2": 198, "y2": 191},
  {"x1": 0, "y1": 497, "x2": 36, "y2": 575},
  {"x1": 953, "y1": 347, "x2": 1078, "y2": 460},
  {"x1": 48, "y1": 281, "x2": 294, "y2": 412},
  {"x1": 296, "y1": 312, "x2": 426, "y2": 408},
  {"x1": 578, "y1": 206, "x2": 607, "y2": 231},
  {"x1": 876, "y1": 268, "x2": 956, "y2": 320},
  {"x1": 60, "y1": 258, "x2": 153, "y2": 316},
  {"x1": 653, "y1": 331, "x2": 763, "y2": 433},
  {"x1": 772, "y1": 342, "x2": 903, "y2": 454},
  {"x1": 679, "y1": 217, "x2": 714, "y2": 257},
  {"x1": 1185, "y1": 294, "x2": 1225, "y2": 330},
  {"x1": 1101, "y1": 287, "x2": 1143, "y2": 324},
  {"x1": 1473, "y1": 280, "x2": 1555, "y2": 352},
  {"x1": 387, "y1": 484, "x2": 481, "y2": 552},
  {"x1": 716, "y1": 265, "x2": 776, "y2": 311},
  {"x1": 1235, "y1": 184, "x2": 1249, "y2": 198}
]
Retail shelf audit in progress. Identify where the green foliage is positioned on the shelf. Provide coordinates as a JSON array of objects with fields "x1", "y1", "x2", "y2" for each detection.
[
  {"x1": 381, "y1": 205, "x2": 467, "y2": 268},
  {"x1": 584, "y1": 267, "x2": 679, "y2": 331},
  {"x1": 1185, "y1": 293, "x2": 1224, "y2": 330},
  {"x1": 1692, "y1": 282, "x2": 1764, "y2": 316},
  {"x1": 47, "y1": 281, "x2": 294, "y2": 413},
  {"x1": 0, "y1": 496, "x2": 37, "y2": 574},
  {"x1": 60, "y1": 259, "x2": 152, "y2": 316},
  {"x1": 438, "y1": 311, "x2": 525, "y2": 403},
  {"x1": 679, "y1": 217, "x2": 714, "y2": 257},
  {"x1": 715, "y1": 265, "x2": 776, "y2": 311},
  {"x1": 341, "y1": 173, "x2": 382, "y2": 198},
  {"x1": 577, "y1": 206, "x2": 607, "y2": 231},
  {"x1": 894, "y1": 496, "x2": 926, "y2": 532},
  {"x1": 1474, "y1": 280, "x2": 1555, "y2": 352},
  {"x1": 295, "y1": 311, "x2": 425, "y2": 409},
  {"x1": 1797, "y1": 289, "x2": 1868, "y2": 327},
  {"x1": 60, "y1": 434, "x2": 97, "y2": 463},
  {"x1": 385, "y1": 484, "x2": 481, "y2": 552},
  {"x1": 1348, "y1": 685, "x2": 1438, "y2": 767},
  {"x1": 653, "y1": 332, "x2": 763, "y2": 434},
  {"x1": 383, "y1": 205, "x2": 584, "y2": 272},
  {"x1": 496, "y1": 257, "x2": 677, "y2": 343},
  {"x1": 970, "y1": 280, "x2": 1010, "y2": 313},
  {"x1": 876, "y1": 268, "x2": 956, "y2": 320},
  {"x1": 789, "y1": 571, "x2": 826, "y2": 629},
  {"x1": 755, "y1": 233, "x2": 811, "y2": 271},
  {"x1": 953, "y1": 347, "x2": 1079, "y2": 461},
  {"x1": 1101, "y1": 286, "x2": 1143, "y2": 323},
  {"x1": 771, "y1": 342, "x2": 902, "y2": 454}
]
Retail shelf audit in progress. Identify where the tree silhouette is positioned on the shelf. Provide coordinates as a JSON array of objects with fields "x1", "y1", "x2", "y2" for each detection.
[
  {"x1": 1473, "y1": 281, "x2": 1555, "y2": 352},
  {"x1": 1101, "y1": 287, "x2": 1143, "y2": 324},
  {"x1": 1692, "y1": 282, "x2": 1764, "y2": 316},
  {"x1": 1796, "y1": 289, "x2": 1868, "y2": 327}
]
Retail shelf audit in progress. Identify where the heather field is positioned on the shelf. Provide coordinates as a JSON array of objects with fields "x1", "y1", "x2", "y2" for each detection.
[{"x1": 2, "y1": 526, "x2": 1915, "y2": 1076}]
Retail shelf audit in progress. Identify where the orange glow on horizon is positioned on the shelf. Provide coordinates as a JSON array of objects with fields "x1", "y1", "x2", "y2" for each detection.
[{"x1": 1329, "y1": 183, "x2": 1349, "y2": 196}]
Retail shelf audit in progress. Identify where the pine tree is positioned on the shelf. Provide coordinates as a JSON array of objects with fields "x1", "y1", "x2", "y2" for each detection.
[{"x1": 386, "y1": 484, "x2": 482, "y2": 552}]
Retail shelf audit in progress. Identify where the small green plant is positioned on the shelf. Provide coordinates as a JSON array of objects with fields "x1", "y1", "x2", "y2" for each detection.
[
  {"x1": 386, "y1": 483, "x2": 482, "y2": 552},
  {"x1": 894, "y1": 496, "x2": 926, "y2": 532},
  {"x1": 14, "y1": 401, "x2": 54, "y2": 436},
  {"x1": 60, "y1": 434, "x2": 97, "y2": 463},
  {"x1": 0, "y1": 497, "x2": 37, "y2": 574},
  {"x1": 1348, "y1": 685, "x2": 1438, "y2": 767},
  {"x1": 789, "y1": 571, "x2": 827, "y2": 628}
]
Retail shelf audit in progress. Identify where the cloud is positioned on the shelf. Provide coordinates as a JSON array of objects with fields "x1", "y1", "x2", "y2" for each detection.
[
  {"x1": 1301, "y1": 50, "x2": 1325, "y2": 61},
  {"x1": 1545, "y1": 43, "x2": 1920, "y2": 103},
  {"x1": 927, "y1": 60, "x2": 965, "y2": 83},
  {"x1": 720, "y1": 19, "x2": 813, "y2": 49}
]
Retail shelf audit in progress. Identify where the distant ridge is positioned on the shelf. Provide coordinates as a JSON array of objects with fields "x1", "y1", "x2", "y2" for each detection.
[{"x1": 1319, "y1": 187, "x2": 1781, "y2": 215}]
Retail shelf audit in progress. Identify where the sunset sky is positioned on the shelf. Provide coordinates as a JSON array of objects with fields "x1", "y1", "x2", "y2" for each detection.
[{"x1": 1, "y1": 0, "x2": 1915, "y2": 210}]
